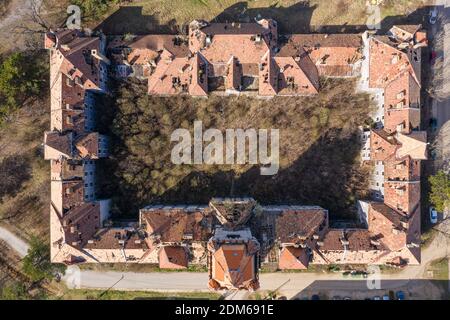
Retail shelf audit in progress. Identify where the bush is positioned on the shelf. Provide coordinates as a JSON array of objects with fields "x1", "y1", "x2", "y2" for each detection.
[
  {"x1": 0, "y1": 283, "x2": 29, "y2": 300},
  {"x1": 72, "y1": 0, "x2": 119, "y2": 20},
  {"x1": 429, "y1": 171, "x2": 450, "y2": 212}
]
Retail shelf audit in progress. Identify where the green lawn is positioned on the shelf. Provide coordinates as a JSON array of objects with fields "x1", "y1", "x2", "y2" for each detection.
[
  {"x1": 427, "y1": 258, "x2": 449, "y2": 280},
  {"x1": 58, "y1": 289, "x2": 221, "y2": 300}
]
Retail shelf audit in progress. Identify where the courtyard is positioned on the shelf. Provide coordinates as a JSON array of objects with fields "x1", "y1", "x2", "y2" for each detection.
[{"x1": 96, "y1": 77, "x2": 374, "y2": 221}]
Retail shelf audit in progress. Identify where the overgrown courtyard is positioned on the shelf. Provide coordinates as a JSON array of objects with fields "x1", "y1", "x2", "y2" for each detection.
[{"x1": 97, "y1": 78, "x2": 374, "y2": 221}]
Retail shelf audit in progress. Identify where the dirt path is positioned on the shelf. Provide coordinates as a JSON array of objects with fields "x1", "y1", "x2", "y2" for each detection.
[
  {"x1": 0, "y1": 0, "x2": 38, "y2": 30},
  {"x1": 0, "y1": 226, "x2": 29, "y2": 257},
  {"x1": 0, "y1": 0, "x2": 44, "y2": 52}
]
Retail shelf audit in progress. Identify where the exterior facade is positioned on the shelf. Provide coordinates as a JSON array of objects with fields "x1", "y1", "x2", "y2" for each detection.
[{"x1": 44, "y1": 21, "x2": 427, "y2": 291}]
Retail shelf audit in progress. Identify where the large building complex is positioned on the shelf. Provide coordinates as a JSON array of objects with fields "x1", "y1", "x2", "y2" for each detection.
[{"x1": 43, "y1": 20, "x2": 428, "y2": 290}]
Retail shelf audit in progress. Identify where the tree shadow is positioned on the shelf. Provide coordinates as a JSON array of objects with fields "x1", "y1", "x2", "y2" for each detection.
[
  {"x1": 94, "y1": 2, "x2": 438, "y2": 36},
  {"x1": 94, "y1": 6, "x2": 177, "y2": 35},
  {"x1": 153, "y1": 128, "x2": 366, "y2": 221}
]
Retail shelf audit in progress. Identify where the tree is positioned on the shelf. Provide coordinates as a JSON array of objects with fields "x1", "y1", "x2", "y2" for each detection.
[
  {"x1": 0, "y1": 155, "x2": 31, "y2": 199},
  {"x1": 22, "y1": 237, "x2": 66, "y2": 282},
  {"x1": 429, "y1": 171, "x2": 450, "y2": 213},
  {"x1": 0, "y1": 52, "x2": 47, "y2": 120},
  {"x1": 72, "y1": 0, "x2": 120, "y2": 21}
]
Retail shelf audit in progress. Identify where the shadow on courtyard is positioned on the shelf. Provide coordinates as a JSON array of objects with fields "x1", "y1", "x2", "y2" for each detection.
[{"x1": 156, "y1": 128, "x2": 366, "y2": 222}]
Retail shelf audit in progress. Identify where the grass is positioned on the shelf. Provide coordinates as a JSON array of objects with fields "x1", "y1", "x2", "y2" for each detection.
[
  {"x1": 79, "y1": 263, "x2": 208, "y2": 273},
  {"x1": 421, "y1": 228, "x2": 438, "y2": 249},
  {"x1": 91, "y1": 0, "x2": 431, "y2": 35},
  {"x1": 0, "y1": 93, "x2": 50, "y2": 241},
  {"x1": 57, "y1": 289, "x2": 221, "y2": 300},
  {"x1": 426, "y1": 258, "x2": 449, "y2": 280}
]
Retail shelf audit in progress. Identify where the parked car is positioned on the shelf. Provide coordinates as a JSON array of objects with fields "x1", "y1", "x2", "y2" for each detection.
[
  {"x1": 343, "y1": 297, "x2": 351, "y2": 300},
  {"x1": 382, "y1": 295, "x2": 390, "y2": 300},
  {"x1": 311, "y1": 294, "x2": 320, "y2": 300},
  {"x1": 332, "y1": 296, "x2": 342, "y2": 300},
  {"x1": 430, "y1": 207, "x2": 438, "y2": 224},
  {"x1": 396, "y1": 291, "x2": 405, "y2": 300},
  {"x1": 373, "y1": 296, "x2": 381, "y2": 300},
  {"x1": 430, "y1": 8, "x2": 438, "y2": 24}
]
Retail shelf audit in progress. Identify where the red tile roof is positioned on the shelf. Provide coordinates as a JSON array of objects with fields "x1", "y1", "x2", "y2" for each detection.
[
  {"x1": 275, "y1": 208, "x2": 327, "y2": 244},
  {"x1": 141, "y1": 208, "x2": 213, "y2": 242},
  {"x1": 278, "y1": 246, "x2": 309, "y2": 270},
  {"x1": 159, "y1": 246, "x2": 188, "y2": 269}
]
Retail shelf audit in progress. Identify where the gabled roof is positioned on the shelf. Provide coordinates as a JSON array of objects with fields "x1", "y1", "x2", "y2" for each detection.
[
  {"x1": 320, "y1": 229, "x2": 383, "y2": 251},
  {"x1": 84, "y1": 228, "x2": 148, "y2": 250},
  {"x1": 74, "y1": 132, "x2": 99, "y2": 158},
  {"x1": 209, "y1": 198, "x2": 256, "y2": 229},
  {"x1": 369, "y1": 36, "x2": 420, "y2": 89},
  {"x1": 209, "y1": 243, "x2": 258, "y2": 290},
  {"x1": 396, "y1": 132, "x2": 427, "y2": 160},
  {"x1": 391, "y1": 25, "x2": 422, "y2": 37},
  {"x1": 44, "y1": 131, "x2": 73, "y2": 157},
  {"x1": 369, "y1": 202, "x2": 408, "y2": 230},
  {"x1": 278, "y1": 246, "x2": 309, "y2": 270},
  {"x1": 141, "y1": 208, "x2": 212, "y2": 242},
  {"x1": 159, "y1": 246, "x2": 188, "y2": 269},
  {"x1": 275, "y1": 208, "x2": 327, "y2": 243}
]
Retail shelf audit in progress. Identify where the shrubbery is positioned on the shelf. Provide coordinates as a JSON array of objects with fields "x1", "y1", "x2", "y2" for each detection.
[
  {"x1": 429, "y1": 171, "x2": 450, "y2": 212},
  {"x1": 0, "y1": 52, "x2": 48, "y2": 122}
]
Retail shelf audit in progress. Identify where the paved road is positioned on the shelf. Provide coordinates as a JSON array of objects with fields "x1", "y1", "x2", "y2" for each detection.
[{"x1": 0, "y1": 226, "x2": 29, "y2": 257}]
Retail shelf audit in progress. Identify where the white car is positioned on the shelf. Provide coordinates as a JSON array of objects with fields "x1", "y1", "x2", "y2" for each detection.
[
  {"x1": 430, "y1": 8, "x2": 438, "y2": 25},
  {"x1": 430, "y1": 207, "x2": 438, "y2": 224}
]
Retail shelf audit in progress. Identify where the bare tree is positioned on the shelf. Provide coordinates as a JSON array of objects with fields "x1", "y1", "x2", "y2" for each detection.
[{"x1": 14, "y1": 0, "x2": 66, "y2": 36}]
